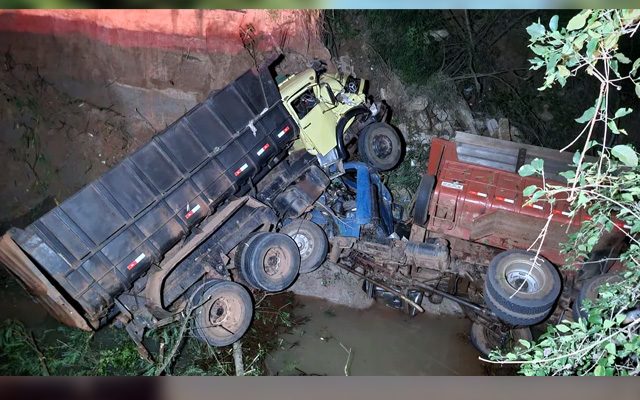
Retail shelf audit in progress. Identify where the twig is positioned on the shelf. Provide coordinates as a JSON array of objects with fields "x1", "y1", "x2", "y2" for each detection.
[
  {"x1": 338, "y1": 342, "x2": 352, "y2": 376},
  {"x1": 445, "y1": 68, "x2": 530, "y2": 81},
  {"x1": 463, "y1": 10, "x2": 481, "y2": 94}
]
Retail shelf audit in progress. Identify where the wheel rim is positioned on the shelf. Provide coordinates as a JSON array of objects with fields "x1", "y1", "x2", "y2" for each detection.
[
  {"x1": 371, "y1": 133, "x2": 393, "y2": 159},
  {"x1": 205, "y1": 293, "x2": 243, "y2": 338},
  {"x1": 262, "y1": 246, "x2": 292, "y2": 279},
  {"x1": 503, "y1": 259, "x2": 546, "y2": 294},
  {"x1": 292, "y1": 232, "x2": 314, "y2": 260}
]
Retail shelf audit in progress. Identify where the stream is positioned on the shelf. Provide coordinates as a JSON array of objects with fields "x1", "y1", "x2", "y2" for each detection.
[{"x1": 266, "y1": 295, "x2": 486, "y2": 376}]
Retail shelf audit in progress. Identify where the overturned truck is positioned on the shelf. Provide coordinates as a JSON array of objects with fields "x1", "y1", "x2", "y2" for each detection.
[
  {"x1": 0, "y1": 64, "x2": 338, "y2": 356},
  {"x1": 310, "y1": 132, "x2": 630, "y2": 355}
]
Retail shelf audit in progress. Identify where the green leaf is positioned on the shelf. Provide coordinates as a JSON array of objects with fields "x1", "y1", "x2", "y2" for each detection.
[
  {"x1": 586, "y1": 37, "x2": 599, "y2": 58},
  {"x1": 635, "y1": 82, "x2": 640, "y2": 99},
  {"x1": 604, "y1": 33, "x2": 620, "y2": 50},
  {"x1": 549, "y1": 15, "x2": 559, "y2": 32},
  {"x1": 556, "y1": 324, "x2": 570, "y2": 333},
  {"x1": 518, "y1": 339, "x2": 531, "y2": 349},
  {"x1": 530, "y1": 45, "x2": 547, "y2": 56},
  {"x1": 567, "y1": 11, "x2": 590, "y2": 31},
  {"x1": 605, "y1": 342, "x2": 616, "y2": 354},
  {"x1": 594, "y1": 365, "x2": 606, "y2": 376},
  {"x1": 614, "y1": 108, "x2": 633, "y2": 119},
  {"x1": 559, "y1": 170, "x2": 576, "y2": 180},
  {"x1": 631, "y1": 58, "x2": 640, "y2": 75},
  {"x1": 621, "y1": 193, "x2": 634, "y2": 202},
  {"x1": 531, "y1": 158, "x2": 544, "y2": 170},
  {"x1": 608, "y1": 120, "x2": 619, "y2": 134},
  {"x1": 523, "y1": 185, "x2": 538, "y2": 196},
  {"x1": 611, "y1": 144, "x2": 638, "y2": 167},
  {"x1": 519, "y1": 164, "x2": 536, "y2": 177},
  {"x1": 527, "y1": 22, "x2": 546, "y2": 40},
  {"x1": 573, "y1": 151, "x2": 581, "y2": 164},
  {"x1": 614, "y1": 53, "x2": 632, "y2": 64},
  {"x1": 575, "y1": 106, "x2": 596, "y2": 123},
  {"x1": 557, "y1": 64, "x2": 570, "y2": 78}
]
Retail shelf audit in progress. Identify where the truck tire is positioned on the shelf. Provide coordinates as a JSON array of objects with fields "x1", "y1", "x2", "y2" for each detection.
[
  {"x1": 192, "y1": 280, "x2": 253, "y2": 347},
  {"x1": 470, "y1": 321, "x2": 533, "y2": 357},
  {"x1": 484, "y1": 287, "x2": 550, "y2": 326},
  {"x1": 413, "y1": 174, "x2": 435, "y2": 226},
  {"x1": 573, "y1": 273, "x2": 623, "y2": 321},
  {"x1": 485, "y1": 250, "x2": 561, "y2": 316},
  {"x1": 357, "y1": 122, "x2": 403, "y2": 171},
  {"x1": 236, "y1": 232, "x2": 301, "y2": 292},
  {"x1": 280, "y1": 220, "x2": 328, "y2": 274}
]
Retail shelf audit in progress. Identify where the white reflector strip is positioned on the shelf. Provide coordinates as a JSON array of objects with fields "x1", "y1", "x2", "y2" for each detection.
[
  {"x1": 234, "y1": 163, "x2": 249, "y2": 176},
  {"x1": 127, "y1": 253, "x2": 146, "y2": 270},
  {"x1": 533, "y1": 204, "x2": 543, "y2": 210},
  {"x1": 442, "y1": 181, "x2": 463, "y2": 190}
]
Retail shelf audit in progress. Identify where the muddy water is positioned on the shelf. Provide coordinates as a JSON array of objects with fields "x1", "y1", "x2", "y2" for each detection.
[{"x1": 266, "y1": 296, "x2": 486, "y2": 376}]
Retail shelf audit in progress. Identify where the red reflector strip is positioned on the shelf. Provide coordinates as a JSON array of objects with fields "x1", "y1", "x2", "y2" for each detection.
[
  {"x1": 256, "y1": 143, "x2": 270, "y2": 156},
  {"x1": 127, "y1": 253, "x2": 146, "y2": 271},
  {"x1": 185, "y1": 204, "x2": 201, "y2": 219},
  {"x1": 277, "y1": 126, "x2": 290, "y2": 138},
  {"x1": 495, "y1": 196, "x2": 515, "y2": 204},
  {"x1": 234, "y1": 163, "x2": 249, "y2": 176},
  {"x1": 469, "y1": 190, "x2": 487, "y2": 198}
]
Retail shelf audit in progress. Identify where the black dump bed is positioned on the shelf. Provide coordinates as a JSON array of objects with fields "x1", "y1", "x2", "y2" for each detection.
[{"x1": 9, "y1": 67, "x2": 298, "y2": 327}]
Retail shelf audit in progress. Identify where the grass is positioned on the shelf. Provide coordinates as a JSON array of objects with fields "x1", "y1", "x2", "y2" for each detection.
[{"x1": 0, "y1": 292, "x2": 300, "y2": 376}]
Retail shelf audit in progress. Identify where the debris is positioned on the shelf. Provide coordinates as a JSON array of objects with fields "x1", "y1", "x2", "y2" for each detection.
[{"x1": 233, "y1": 340, "x2": 245, "y2": 376}]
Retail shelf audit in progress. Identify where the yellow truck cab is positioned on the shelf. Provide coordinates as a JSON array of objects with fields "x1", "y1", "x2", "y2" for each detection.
[{"x1": 277, "y1": 67, "x2": 403, "y2": 176}]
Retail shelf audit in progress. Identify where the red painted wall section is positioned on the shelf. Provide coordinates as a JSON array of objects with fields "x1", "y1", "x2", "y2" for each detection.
[{"x1": 0, "y1": 9, "x2": 321, "y2": 54}]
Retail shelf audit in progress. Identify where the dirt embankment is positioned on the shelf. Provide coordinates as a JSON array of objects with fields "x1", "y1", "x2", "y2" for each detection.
[{"x1": 0, "y1": 10, "x2": 329, "y2": 228}]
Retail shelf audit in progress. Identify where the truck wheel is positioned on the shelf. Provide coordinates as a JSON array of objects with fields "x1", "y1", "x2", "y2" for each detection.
[
  {"x1": 413, "y1": 174, "x2": 435, "y2": 226},
  {"x1": 470, "y1": 321, "x2": 532, "y2": 357},
  {"x1": 357, "y1": 122, "x2": 403, "y2": 171},
  {"x1": 280, "y1": 220, "x2": 328, "y2": 274},
  {"x1": 485, "y1": 250, "x2": 561, "y2": 316},
  {"x1": 484, "y1": 287, "x2": 550, "y2": 326},
  {"x1": 573, "y1": 273, "x2": 622, "y2": 321},
  {"x1": 237, "y1": 232, "x2": 301, "y2": 292},
  {"x1": 192, "y1": 280, "x2": 253, "y2": 347}
]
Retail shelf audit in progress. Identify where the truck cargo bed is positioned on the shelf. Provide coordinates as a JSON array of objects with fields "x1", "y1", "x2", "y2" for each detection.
[{"x1": 2, "y1": 67, "x2": 299, "y2": 328}]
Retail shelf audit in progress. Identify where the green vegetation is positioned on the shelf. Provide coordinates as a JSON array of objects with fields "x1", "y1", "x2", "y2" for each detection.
[
  {"x1": 0, "y1": 293, "x2": 298, "y2": 376},
  {"x1": 491, "y1": 9, "x2": 640, "y2": 376}
]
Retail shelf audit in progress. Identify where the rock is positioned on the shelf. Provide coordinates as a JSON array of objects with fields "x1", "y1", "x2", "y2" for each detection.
[
  {"x1": 415, "y1": 112, "x2": 433, "y2": 131},
  {"x1": 434, "y1": 120, "x2": 454, "y2": 134},
  {"x1": 393, "y1": 187, "x2": 412, "y2": 209},
  {"x1": 406, "y1": 95, "x2": 430, "y2": 112},
  {"x1": 336, "y1": 55, "x2": 355, "y2": 76},
  {"x1": 420, "y1": 296, "x2": 464, "y2": 316},
  {"x1": 485, "y1": 118, "x2": 499, "y2": 138},
  {"x1": 397, "y1": 122, "x2": 410, "y2": 142},
  {"x1": 510, "y1": 125, "x2": 526, "y2": 143},
  {"x1": 428, "y1": 29, "x2": 449, "y2": 41},
  {"x1": 452, "y1": 98, "x2": 478, "y2": 135},
  {"x1": 498, "y1": 118, "x2": 511, "y2": 141},
  {"x1": 289, "y1": 262, "x2": 374, "y2": 309},
  {"x1": 432, "y1": 105, "x2": 449, "y2": 122}
]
